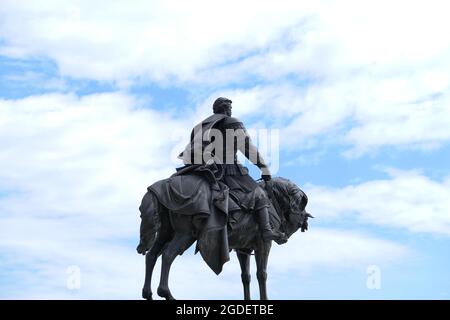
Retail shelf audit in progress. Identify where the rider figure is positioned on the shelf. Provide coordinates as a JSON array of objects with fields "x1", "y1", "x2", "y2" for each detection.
[{"x1": 179, "y1": 97, "x2": 285, "y2": 242}]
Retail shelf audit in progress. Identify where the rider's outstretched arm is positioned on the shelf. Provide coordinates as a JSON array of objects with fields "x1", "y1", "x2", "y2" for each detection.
[{"x1": 231, "y1": 121, "x2": 271, "y2": 178}]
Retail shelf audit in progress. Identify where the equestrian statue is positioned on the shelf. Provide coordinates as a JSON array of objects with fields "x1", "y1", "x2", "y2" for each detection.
[{"x1": 137, "y1": 97, "x2": 312, "y2": 300}]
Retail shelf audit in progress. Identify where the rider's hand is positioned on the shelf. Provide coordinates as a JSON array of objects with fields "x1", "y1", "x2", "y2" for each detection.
[{"x1": 262, "y1": 174, "x2": 272, "y2": 181}]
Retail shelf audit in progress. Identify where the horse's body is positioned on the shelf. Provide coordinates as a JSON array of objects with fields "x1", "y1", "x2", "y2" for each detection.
[{"x1": 137, "y1": 177, "x2": 311, "y2": 300}]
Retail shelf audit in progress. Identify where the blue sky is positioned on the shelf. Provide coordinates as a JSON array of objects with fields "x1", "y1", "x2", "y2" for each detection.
[{"x1": 0, "y1": 0, "x2": 449, "y2": 299}]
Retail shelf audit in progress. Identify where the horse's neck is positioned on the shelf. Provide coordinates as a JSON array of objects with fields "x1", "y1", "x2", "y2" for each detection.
[{"x1": 272, "y1": 187, "x2": 288, "y2": 213}]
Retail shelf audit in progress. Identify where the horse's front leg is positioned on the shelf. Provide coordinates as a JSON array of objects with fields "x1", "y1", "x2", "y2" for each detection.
[
  {"x1": 236, "y1": 250, "x2": 251, "y2": 300},
  {"x1": 255, "y1": 240, "x2": 272, "y2": 300}
]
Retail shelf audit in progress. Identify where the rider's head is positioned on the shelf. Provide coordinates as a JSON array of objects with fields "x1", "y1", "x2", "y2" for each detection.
[{"x1": 213, "y1": 97, "x2": 232, "y2": 116}]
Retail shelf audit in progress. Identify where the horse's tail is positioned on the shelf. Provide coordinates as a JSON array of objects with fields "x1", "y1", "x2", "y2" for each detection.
[{"x1": 136, "y1": 189, "x2": 161, "y2": 255}]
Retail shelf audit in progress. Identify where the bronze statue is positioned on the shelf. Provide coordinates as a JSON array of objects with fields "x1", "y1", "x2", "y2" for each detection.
[{"x1": 137, "y1": 98, "x2": 312, "y2": 300}]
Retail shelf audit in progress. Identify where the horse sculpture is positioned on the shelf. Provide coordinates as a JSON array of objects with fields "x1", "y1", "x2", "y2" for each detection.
[{"x1": 137, "y1": 176, "x2": 311, "y2": 300}]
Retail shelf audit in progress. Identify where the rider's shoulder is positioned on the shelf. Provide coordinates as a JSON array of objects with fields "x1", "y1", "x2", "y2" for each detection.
[{"x1": 222, "y1": 116, "x2": 244, "y2": 128}]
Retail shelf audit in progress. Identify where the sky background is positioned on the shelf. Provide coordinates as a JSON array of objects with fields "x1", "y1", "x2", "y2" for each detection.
[{"x1": 0, "y1": 0, "x2": 449, "y2": 299}]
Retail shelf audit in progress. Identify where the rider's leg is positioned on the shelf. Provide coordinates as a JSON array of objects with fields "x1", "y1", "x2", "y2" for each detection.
[{"x1": 255, "y1": 206, "x2": 285, "y2": 242}]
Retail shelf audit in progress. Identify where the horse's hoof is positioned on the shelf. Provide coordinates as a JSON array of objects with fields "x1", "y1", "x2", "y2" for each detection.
[
  {"x1": 157, "y1": 287, "x2": 175, "y2": 300},
  {"x1": 142, "y1": 288, "x2": 153, "y2": 300}
]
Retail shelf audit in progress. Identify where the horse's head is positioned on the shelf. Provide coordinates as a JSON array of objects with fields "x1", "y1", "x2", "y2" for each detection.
[{"x1": 265, "y1": 177, "x2": 313, "y2": 239}]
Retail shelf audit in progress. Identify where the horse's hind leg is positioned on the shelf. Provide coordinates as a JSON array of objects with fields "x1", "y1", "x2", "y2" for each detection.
[
  {"x1": 142, "y1": 208, "x2": 173, "y2": 300},
  {"x1": 142, "y1": 233, "x2": 171, "y2": 299},
  {"x1": 157, "y1": 231, "x2": 194, "y2": 300},
  {"x1": 237, "y1": 250, "x2": 251, "y2": 300}
]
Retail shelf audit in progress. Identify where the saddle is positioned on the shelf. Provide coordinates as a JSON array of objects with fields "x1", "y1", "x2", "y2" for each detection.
[{"x1": 169, "y1": 165, "x2": 281, "y2": 229}]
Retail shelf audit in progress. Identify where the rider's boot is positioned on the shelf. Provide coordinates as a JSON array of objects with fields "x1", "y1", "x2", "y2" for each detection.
[{"x1": 255, "y1": 207, "x2": 287, "y2": 244}]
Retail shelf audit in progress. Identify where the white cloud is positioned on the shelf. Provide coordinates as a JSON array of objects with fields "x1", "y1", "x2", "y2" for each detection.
[
  {"x1": 0, "y1": 0, "x2": 314, "y2": 83},
  {"x1": 5, "y1": 0, "x2": 445, "y2": 85},
  {"x1": 270, "y1": 228, "x2": 409, "y2": 273},
  {"x1": 0, "y1": 92, "x2": 190, "y2": 229},
  {"x1": 196, "y1": 74, "x2": 450, "y2": 154},
  {"x1": 207, "y1": 0, "x2": 450, "y2": 82},
  {"x1": 285, "y1": 73, "x2": 450, "y2": 153},
  {"x1": 193, "y1": 0, "x2": 450, "y2": 152},
  {"x1": 306, "y1": 169, "x2": 450, "y2": 235},
  {"x1": 1, "y1": 0, "x2": 450, "y2": 152}
]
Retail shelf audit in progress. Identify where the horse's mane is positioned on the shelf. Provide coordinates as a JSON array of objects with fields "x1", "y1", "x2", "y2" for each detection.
[{"x1": 272, "y1": 177, "x2": 308, "y2": 213}]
